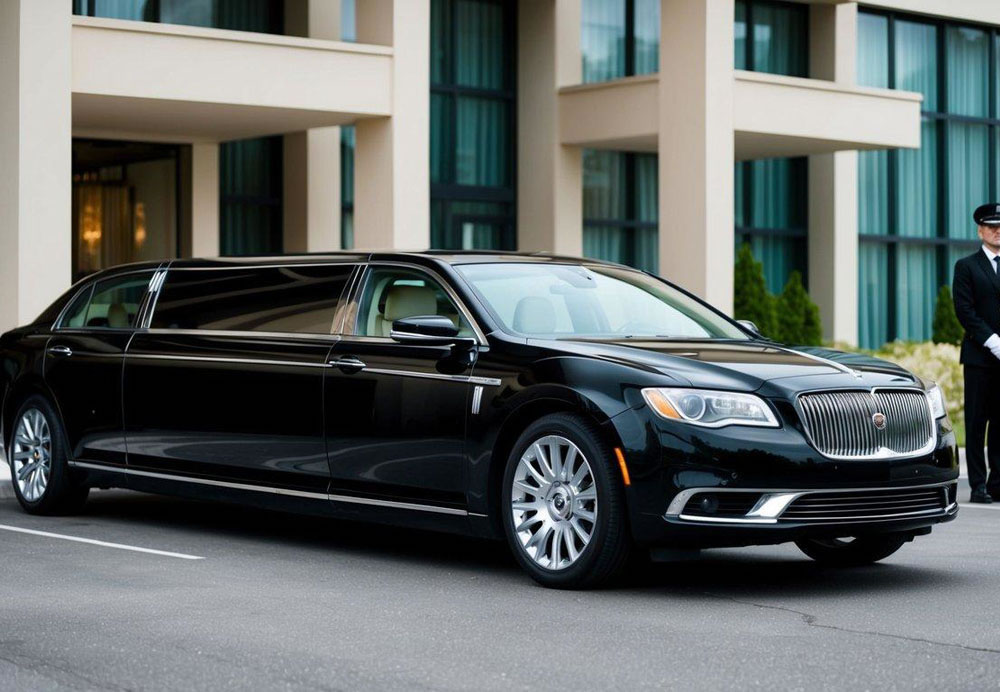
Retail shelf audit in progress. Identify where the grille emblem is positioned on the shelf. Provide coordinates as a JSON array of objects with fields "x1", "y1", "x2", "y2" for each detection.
[{"x1": 872, "y1": 412, "x2": 886, "y2": 430}]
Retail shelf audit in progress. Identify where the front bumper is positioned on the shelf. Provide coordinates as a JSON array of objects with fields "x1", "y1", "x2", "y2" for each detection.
[{"x1": 607, "y1": 401, "x2": 960, "y2": 547}]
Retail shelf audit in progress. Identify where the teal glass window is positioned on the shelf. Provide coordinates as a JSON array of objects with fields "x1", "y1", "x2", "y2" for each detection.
[
  {"x1": 856, "y1": 10, "x2": 996, "y2": 348},
  {"x1": 581, "y1": 0, "x2": 660, "y2": 83},
  {"x1": 734, "y1": 0, "x2": 808, "y2": 77},
  {"x1": 220, "y1": 136, "x2": 283, "y2": 256},
  {"x1": 341, "y1": 126, "x2": 355, "y2": 250},
  {"x1": 430, "y1": 0, "x2": 515, "y2": 250},
  {"x1": 734, "y1": 157, "x2": 808, "y2": 294},
  {"x1": 582, "y1": 151, "x2": 658, "y2": 273},
  {"x1": 73, "y1": 0, "x2": 284, "y2": 34}
]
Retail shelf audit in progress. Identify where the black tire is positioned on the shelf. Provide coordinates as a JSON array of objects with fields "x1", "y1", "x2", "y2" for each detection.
[
  {"x1": 8, "y1": 394, "x2": 89, "y2": 515},
  {"x1": 795, "y1": 534, "x2": 908, "y2": 566},
  {"x1": 501, "y1": 413, "x2": 631, "y2": 589}
]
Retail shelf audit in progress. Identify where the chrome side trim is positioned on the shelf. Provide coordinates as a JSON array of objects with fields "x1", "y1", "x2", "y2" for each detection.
[
  {"x1": 126, "y1": 353, "x2": 331, "y2": 369},
  {"x1": 363, "y1": 367, "x2": 501, "y2": 386},
  {"x1": 67, "y1": 461, "x2": 469, "y2": 516},
  {"x1": 142, "y1": 328, "x2": 340, "y2": 343},
  {"x1": 665, "y1": 481, "x2": 957, "y2": 525},
  {"x1": 471, "y1": 385, "x2": 484, "y2": 414}
]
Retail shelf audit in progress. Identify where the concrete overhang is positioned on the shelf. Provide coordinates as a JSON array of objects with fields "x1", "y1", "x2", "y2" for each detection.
[
  {"x1": 558, "y1": 70, "x2": 922, "y2": 160},
  {"x1": 71, "y1": 17, "x2": 393, "y2": 143}
]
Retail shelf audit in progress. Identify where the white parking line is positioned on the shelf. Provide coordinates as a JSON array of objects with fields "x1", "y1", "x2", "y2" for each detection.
[
  {"x1": 0, "y1": 523, "x2": 205, "y2": 560},
  {"x1": 958, "y1": 503, "x2": 1000, "y2": 511}
]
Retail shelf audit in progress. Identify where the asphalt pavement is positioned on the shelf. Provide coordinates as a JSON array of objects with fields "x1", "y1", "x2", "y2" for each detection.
[{"x1": 1, "y1": 473, "x2": 999, "y2": 691}]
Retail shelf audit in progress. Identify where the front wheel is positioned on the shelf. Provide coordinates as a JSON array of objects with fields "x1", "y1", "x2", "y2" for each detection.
[
  {"x1": 795, "y1": 534, "x2": 908, "y2": 566},
  {"x1": 501, "y1": 413, "x2": 631, "y2": 589},
  {"x1": 8, "y1": 395, "x2": 89, "y2": 515}
]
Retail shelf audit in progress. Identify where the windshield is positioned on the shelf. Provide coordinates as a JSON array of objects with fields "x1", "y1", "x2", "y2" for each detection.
[{"x1": 457, "y1": 263, "x2": 749, "y2": 340}]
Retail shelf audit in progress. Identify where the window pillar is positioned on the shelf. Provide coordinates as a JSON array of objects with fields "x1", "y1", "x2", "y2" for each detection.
[
  {"x1": 353, "y1": 0, "x2": 430, "y2": 250},
  {"x1": 808, "y1": 2, "x2": 859, "y2": 345},
  {"x1": 283, "y1": 0, "x2": 342, "y2": 252},
  {"x1": 517, "y1": 0, "x2": 583, "y2": 256},
  {"x1": 0, "y1": 0, "x2": 72, "y2": 332},
  {"x1": 658, "y1": 0, "x2": 735, "y2": 314}
]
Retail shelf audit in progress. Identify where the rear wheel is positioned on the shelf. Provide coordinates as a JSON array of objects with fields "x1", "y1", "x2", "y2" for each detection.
[
  {"x1": 795, "y1": 534, "x2": 908, "y2": 566},
  {"x1": 8, "y1": 395, "x2": 89, "y2": 515},
  {"x1": 501, "y1": 413, "x2": 631, "y2": 589}
]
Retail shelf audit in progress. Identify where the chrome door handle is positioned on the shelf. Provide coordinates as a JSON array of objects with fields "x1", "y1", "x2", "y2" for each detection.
[
  {"x1": 331, "y1": 356, "x2": 366, "y2": 374},
  {"x1": 47, "y1": 345, "x2": 73, "y2": 357}
]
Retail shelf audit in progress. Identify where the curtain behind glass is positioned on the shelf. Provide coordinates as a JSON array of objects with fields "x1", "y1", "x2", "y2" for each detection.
[
  {"x1": 456, "y1": 0, "x2": 507, "y2": 89},
  {"x1": 455, "y1": 97, "x2": 509, "y2": 187},
  {"x1": 896, "y1": 119, "x2": 938, "y2": 238},
  {"x1": 735, "y1": 1, "x2": 747, "y2": 70},
  {"x1": 895, "y1": 21, "x2": 938, "y2": 110},
  {"x1": 583, "y1": 150, "x2": 626, "y2": 221},
  {"x1": 341, "y1": 0, "x2": 356, "y2": 41},
  {"x1": 752, "y1": 2, "x2": 807, "y2": 77},
  {"x1": 947, "y1": 122, "x2": 989, "y2": 241},
  {"x1": 748, "y1": 158, "x2": 805, "y2": 229},
  {"x1": 858, "y1": 241, "x2": 889, "y2": 349},
  {"x1": 220, "y1": 137, "x2": 282, "y2": 256},
  {"x1": 896, "y1": 245, "x2": 935, "y2": 341},
  {"x1": 633, "y1": 0, "x2": 660, "y2": 76},
  {"x1": 634, "y1": 154, "x2": 658, "y2": 273},
  {"x1": 89, "y1": 0, "x2": 155, "y2": 20},
  {"x1": 858, "y1": 151, "x2": 888, "y2": 236},
  {"x1": 946, "y1": 26, "x2": 989, "y2": 117},
  {"x1": 857, "y1": 13, "x2": 889, "y2": 88},
  {"x1": 582, "y1": 0, "x2": 625, "y2": 83}
]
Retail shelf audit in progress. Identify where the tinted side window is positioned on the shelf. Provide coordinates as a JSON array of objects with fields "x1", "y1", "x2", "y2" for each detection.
[
  {"x1": 150, "y1": 265, "x2": 354, "y2": 334},
  {"x1": 60, "y1": 273, "x2": 152, "y2": 329}
]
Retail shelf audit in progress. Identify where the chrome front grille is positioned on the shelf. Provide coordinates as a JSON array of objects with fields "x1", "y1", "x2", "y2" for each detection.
[
  {"x1": 797, "y1": 389, "x2": 934, "y2": 460},
  {"x1": 780, "y1": 486, "x2": 948, "y2": 522}
]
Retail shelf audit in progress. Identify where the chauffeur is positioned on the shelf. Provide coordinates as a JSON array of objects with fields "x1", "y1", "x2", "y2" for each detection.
[{"x1": 953, "y1": 203, "x2": 1000, "y2": 503}]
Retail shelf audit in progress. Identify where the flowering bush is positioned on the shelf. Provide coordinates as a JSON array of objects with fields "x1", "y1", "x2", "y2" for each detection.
[{"x1": 830, "y1": 340, "x2": 963, "y2": 431}]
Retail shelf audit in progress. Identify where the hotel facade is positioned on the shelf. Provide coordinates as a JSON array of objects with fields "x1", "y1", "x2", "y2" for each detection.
[{"x1": 2, "y1": 0, "x2": 998, "y2": 348}]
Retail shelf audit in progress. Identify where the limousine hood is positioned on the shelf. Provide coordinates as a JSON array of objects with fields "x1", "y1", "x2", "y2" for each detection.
[{"x1": 540, "y1": 338, "x2": 919, "y2": 394}]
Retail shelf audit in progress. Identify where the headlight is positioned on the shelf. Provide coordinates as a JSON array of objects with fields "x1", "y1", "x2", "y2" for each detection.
[
  {"x1": 926, "y1": 384, "x2": 946, "y2": 419},
  {"x1": 641, "y1": 387, "x2": 779, "y2": 428}
]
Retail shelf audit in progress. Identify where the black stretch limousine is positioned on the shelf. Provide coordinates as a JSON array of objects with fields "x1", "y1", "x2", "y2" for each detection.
[{"x1": 1, "y1": 252, "x2": 958, "y2": 587}]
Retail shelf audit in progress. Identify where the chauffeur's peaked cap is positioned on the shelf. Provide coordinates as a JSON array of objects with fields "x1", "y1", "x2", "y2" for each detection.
[{"x1": 974, "y1": 203, "x2": 1000, "y2": 226}]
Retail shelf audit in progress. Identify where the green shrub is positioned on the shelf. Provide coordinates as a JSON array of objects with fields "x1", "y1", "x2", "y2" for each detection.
[
  {"x1": 733, "y1": 244, "x2": 776, "y2": 338},
  {"x1": 932, "y1": 285, "x2": 963, "y2": 346},
  {"x1": 774, "y1": 271, "x2": 822, "y2": 346}
]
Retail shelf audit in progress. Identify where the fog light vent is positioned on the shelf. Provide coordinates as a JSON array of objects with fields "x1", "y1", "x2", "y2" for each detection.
[{"x1": 682, "y1": 492, "x2": 762, "y2": 518}]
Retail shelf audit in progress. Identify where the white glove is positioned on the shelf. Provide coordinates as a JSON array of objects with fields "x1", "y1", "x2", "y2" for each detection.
[{"x1": 985, "y1": 334, "x2": 1000, "y2": 361}]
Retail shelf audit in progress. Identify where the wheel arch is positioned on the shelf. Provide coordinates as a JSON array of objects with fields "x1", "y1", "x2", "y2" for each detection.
[{"x1": 480, "y1": 393, "x2": 626, "y2": 539}]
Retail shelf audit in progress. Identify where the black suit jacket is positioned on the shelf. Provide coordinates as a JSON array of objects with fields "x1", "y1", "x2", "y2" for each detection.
[{"x1": 953, "y1": 250, "x2": 1000, "y2": 368}]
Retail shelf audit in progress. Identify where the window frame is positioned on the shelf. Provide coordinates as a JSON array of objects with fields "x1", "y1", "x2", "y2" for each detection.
[
  {"x1": 144, "y1": 262, "x2": 362, "y2": 339},
  {"x1": 343, "y1": 262, "x2": 488, "y2": 345},
  {"x1": 857, "y1": 7, "x2": 997, "y2": 346},
  {"x1": 53, "y1": 270, "x2": 158, "y2": 332}
]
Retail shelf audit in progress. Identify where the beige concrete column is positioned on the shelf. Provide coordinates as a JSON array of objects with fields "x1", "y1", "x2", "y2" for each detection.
[
  {"x1": 0, "y1": 0, "x2": 71, "y2": 332},
  {"x1": 658, "y1": 0, "x2": 735, "y2": 314},
  {"x1": 283, "y1": 1, "x2": 342, "y2": 253},
  {"x1": 190, "y1": 143, "x2": 219, "y2": 257},
  {"x1": 517, "y1": 0, "x2": 583, "y2": 256},
  {"x1": 808, "y1": 2, "x2": 859, "y2": 345},
  {"x1": 353, "y1": 0, "x2": 430, "y2": 250}
]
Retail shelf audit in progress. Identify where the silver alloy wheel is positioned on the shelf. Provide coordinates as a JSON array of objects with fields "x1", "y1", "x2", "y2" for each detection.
[
  {"x1": 510, "y1": 435, "x2": 598, "y2": 570},
  {"x1": 11, "y1": 408, "x2": 52, "y2": 503}
]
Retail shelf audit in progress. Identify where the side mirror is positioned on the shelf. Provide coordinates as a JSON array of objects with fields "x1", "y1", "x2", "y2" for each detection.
[
  {"x1": 390, "y1": 315, "x2": 476, "y2": 347},
  {"x1": 737, "y1": 319, "x2": 761, "y2": 337}
]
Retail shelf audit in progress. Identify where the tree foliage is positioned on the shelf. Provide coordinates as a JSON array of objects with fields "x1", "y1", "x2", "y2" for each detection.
[
  {"x1": 774, "y1": 271, "x2": 822, "y2": 346},
  {"x1": 733, "y1": 244, "x2": 777, "y2": 338},
  {"x1": 932, "y1": 285, "x2": 963, "y2": 346}
]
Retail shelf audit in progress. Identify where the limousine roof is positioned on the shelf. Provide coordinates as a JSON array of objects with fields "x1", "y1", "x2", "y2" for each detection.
[{"x1": 98, "y1": 251, "x2": 628, "y2": 274}]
